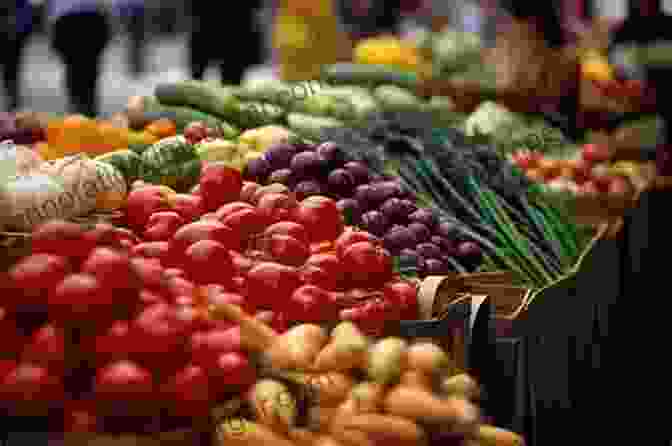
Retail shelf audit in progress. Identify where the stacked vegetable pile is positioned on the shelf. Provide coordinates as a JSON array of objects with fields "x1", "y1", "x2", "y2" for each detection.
[
  {"x1": 242, "y1": 138, "x2": 481, "y2": 276},
  {"x1": 210, "y1": 305, "x2": 525, "y2": 446},
  {"x1": 317, "y1": 113, "x2": 589, "y2": 288}
]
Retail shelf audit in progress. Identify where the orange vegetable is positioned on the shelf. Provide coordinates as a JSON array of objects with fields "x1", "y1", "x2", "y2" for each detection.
[
  {"x1": 60, "y1": 114, "x2": 100, "y2": 152},
  {"x1": 97, "y1": 121, "x2": 130, "y2": 153},
  {"x1": 145, "y1": 118, "x2": 177, "y2": 138},
  {"x1": 477, "y1": 425, "x2": 525, "y2": 446},
  {"x1": 264, "y1": 324, "x2": 328, "y2": 370},
  {"x1": 406, "y1": 342, "x2": 451, "y2": 375},
  {"x1": 215, "y1": 418, "x2": 295, "y2": 446},
  {"x1": 383, "y1": 386, "x2": 479, "y2": 427},
  {"x1": 399, "y1": 371, "x2": 434, "y2": 390},
  {"x1": 209, "y1": 302, "x2": 278, "y2": 351},
  {"x1": 332, "y1": 414, "x2": 425, "y2": 444},
  {"x1": 349, "y1": 382, "x2": 385, "y2": 413},
  {"x1": 288, "y1": 429, "x2": 321, "y2": 445}
]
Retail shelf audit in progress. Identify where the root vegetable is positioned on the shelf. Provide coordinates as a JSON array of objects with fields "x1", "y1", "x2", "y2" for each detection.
[
  {"x1": 440, "y1": 374, "x2": 480, "y2": 400},
  {"x1": 349, "y1": 382, "x2": 385, "y2": 413},
  {"x1": 264, "y1": 324, "x2": 328, "y2": 370},
  {"x1": 366, "y1": 338, "x2": 408, "y2": 384},
  {"x1": 406, "y1": 342, "x2": 451, "y2": 375},
  {"x1": 312, "y1": 322, "x2": 369, "y2": 372},
  {"x1": 477, "y1": 425, "x2": 525, "y2": 446},
  {"x1": 383, "y1": 386, "x2": 480, "y2": 429},
  {"x1": 399, "y1": 371, "x2": 433, "y2": 390},
  {"x1": 249, "y1": 379, "x2": 297, "y2": 432},
  {"x1": 208, "y1": 302, "x2": 277, "y2": 351},
  {"x1": 215, "y1": 418, "x2": 295, "y2": 446},
  {"x1": 333, "y1": 414, "x2": 426, "y2": 444}
]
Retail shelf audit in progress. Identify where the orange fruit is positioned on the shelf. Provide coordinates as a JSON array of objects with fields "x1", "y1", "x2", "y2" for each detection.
[
  {"x1": 96, "y1": 190, "x2": 126, "y2": 211},
  {"x1": 96, "y1": 121, "x2": 130, "y2": 154},
  {"x1": 145, "y1": 118, "x2": 177, "y2": 139}
]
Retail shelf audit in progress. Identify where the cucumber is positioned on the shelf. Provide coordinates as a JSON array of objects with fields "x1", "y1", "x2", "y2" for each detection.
[
  {"x1": 235, "y1": 102, "x2": 286, "y2": 128},
  {"x1": 373, "y1": 85, "x2": 423, "y2": 111},
  {"x1": 294, "y1": 94, "x2": 356, "y2": 121},
  {"x1": 94, "y1": 149, "x2": 144, "y2": 184},
  {"x1": 154, "y1": 81, "x2": 241, "y2": 122},
  {"x1": 142, "y1": 96, "x2": 238, "y2": 136},
  {"x1": 235, "y1": 81, "x2": 325, "y2": 107},
  {"x1": 322, "y1": 63, "x2": 419, "y2": 90},
  {"x1": 128, "y1": 142, "x2": 152, "y2": 155},
  {"x1": 286, "y1": 113, "x2": 344, "y2": 140},
  {"x1": 140, "y1": 136, "x2": 202, "y2": 192}
]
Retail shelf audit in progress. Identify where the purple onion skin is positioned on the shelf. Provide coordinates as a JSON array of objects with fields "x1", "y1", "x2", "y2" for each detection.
[
  {"x1": 383, "y1": 227, "x2": 416, "y2": 254},
  {"x1": 327, "y1": 168, "x2": 356, "y2": 196},
  {"x1": 263, "y1": 143, "x2": 298, "y2": 169},
  {"x1": 316, "y1": 142, "x2": 349, "y2": 167},
  {"x1": 432, "y1": 236, "x2": 456, "y2": 255},
  {"x1": 268, "y1": 168, "x2": 295, "y2": 187},
  {"x1": 424, "y1": 259, "x2": 447, "y2": 275},
  {"x1": 336, "y1": 198, "x2": 362, "y2": 224},
  {"x1": 408, "y1": 223, "x2": 431, "y2": 243},
  {"x1": 457, "y1": 241, "x2": 482, "y2": 258},
  {"x1": 244, "y1": 156, "x2": 272, "y2": 182},
  {"x1": 361, "y1": 210, "x2": 389, "y2": 236},
  {"x1": 408, "y1": 209, "x2": 438, "y2": 229},
  {"x1": 294, "y1": 180, "x2": 324, "y2": 199},
  {"x1": 290, "y1": 151, "x2": 327, "y2": 178},
  {"x1": 379, "y1": 198, "x2": 405, "y2": 220},
  {"x1": 344, "y1": 161, "x2": 370, "y2": 185},
  {"x1": 398, "y1": 199, "x2": 417, "y2": 217},
  {"x1": 368, "y1": 181, "x2": 404, "y2": 205},
  {"x1": 354, "y1": 184, "x2": 374, "y2": 207},
  {"x1": 416, "y1": 242, "x2": 442, "y2": 259}
]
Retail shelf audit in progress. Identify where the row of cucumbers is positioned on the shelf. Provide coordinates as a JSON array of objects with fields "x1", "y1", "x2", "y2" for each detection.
[{"x1": 125, "y1": 66, "x2": 457, "y2": 141}]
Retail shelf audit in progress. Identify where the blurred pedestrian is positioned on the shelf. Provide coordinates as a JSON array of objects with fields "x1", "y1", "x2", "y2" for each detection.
[
  {"x1": 49, "y1": 0, "x2": 112, "y2": 116},
  {"x1": 338, "y1": 0, "x2": 403, "y2": 40},
  {"x1": 0, "y1": 0, "x2": 35, "y2": 111},
  {"x1": 189, "y1": 0, "x2": 263, "y2": 84},
  {"x1": 117, "y1": 0, "x2": 147, "y2": 78}
]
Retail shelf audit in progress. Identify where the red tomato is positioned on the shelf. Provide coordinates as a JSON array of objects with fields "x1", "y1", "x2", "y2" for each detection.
[
  {"x1": 300, "y1": 253, "x2": 343, "y2": 291},
  {"x1": 334, "y1": 228, "x2": 378, "y2": 259},
  {"x1": 0, "y1": 362, "x2": 64, "y2": 402},
  {"x1": 7, "y1": 254, "x2": 71, "y2": 305},
  {"x1": 22, "y1": 324, "x2": 66, "y2": 369},
  {"x1": 215, "y1": 202, "x2": 254, "y2": 221},
  {"x1": 288, "y1": 285, "x2": 337, "y2": 322},
  {"x1": 221, "y1": 208, "x2": 269, "y2": 240},
  {"x1": 48, "y1": 273, "x2": 115, "y2": 322},
  {"x1": 199, "y1": 164, "x2": 243, "y2": 212},
  {"x1": 130, "y1": 257, "x2": 166, "y2": 291},
  {"x1": 230, "y1": 251, "x2": 256, "y2": 275},
  {"x1": 94, "y1": 360, "x2": 154, "y2": 402},
  {"x1": 263, "y1": 234, "x2": 310, "y2": 267},
  {"x1": 293, "y1": 196, "x2": 344, "y2": 243},
  {"x1": 256, "y1": 193, "x2": 298, "y2": 223},
  {"x1": 81, "y1": 247, "x2": 138, "y2": 293},
  {"x1": 264, "y1": 221, "x2": 310, "y2": 245},
  {"x1": 131, "y1": 241, "x2": 170, "y2": 259},
  {"x1": 31, "y1": 220, "x2": 92, "y2": 258},
  {"x1": 341, "y1": 242, "x2": 393, "y2": 287},
  {"x1": 384, "y1": 281, "x2": 419, "y2": 320},
  {"x1": 182, "y1": 240, "x2": 234, "y2": 286},
  {"x1": 170, "y1": 221, "x2": 241, "y2": 261},
  {"x1": 246, "y1": 262, "x2": 301, "y2": 309}
]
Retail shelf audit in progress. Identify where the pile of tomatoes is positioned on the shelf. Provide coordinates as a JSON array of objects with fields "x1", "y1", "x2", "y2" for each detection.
[{"x1": 0, "y1": 164, "x2": 418, "y2": 431}]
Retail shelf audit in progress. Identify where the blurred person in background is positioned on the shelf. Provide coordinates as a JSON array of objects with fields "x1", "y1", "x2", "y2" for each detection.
[
  {"x1": 189, "y1": 0, "x2": 263, "y2": 84},
  {"x1": 338, "y1": 0, "x2": 403, "y2": 40},
  {"x1": 0, "y1": 0, "x2": 35, "y2": 110},
  {"x1": 49, "y1": 0, "x2": 112, "y2": 116},
  {"x1": 117, "y1": 0, "x2": 147, "y2": 78}
]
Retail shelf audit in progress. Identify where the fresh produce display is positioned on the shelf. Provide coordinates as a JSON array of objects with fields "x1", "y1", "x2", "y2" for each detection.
[
  {"x1": 242, "y1": 139, "x2": 481, "y2": 276},
  {"x1": 317, "y1": 113, "x2": 590, "y2": 288},
  {"x1": 208, "y1": 308, "x2": 525, "y2": 446},
  {"x1": 509, "y1": 143, "x2": 649, "y2": 197}
]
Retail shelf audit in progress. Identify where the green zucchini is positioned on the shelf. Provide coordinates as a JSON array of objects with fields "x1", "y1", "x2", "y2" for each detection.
[
  {"x1": 373, "y1": 85, "x2": 423, "y2": 111},
  {"x1": 142, "y1": 96, "x2": 238, "y2": 136},
  {"x1": 322, "y1": 63, "x2": 419, "y2": 90},
  {"x1": 154, "y1": 81, "x2": 241, "y2": 122},
  {"x1": 234, "y1": 80, "x2": 324, "y2": 106},
  {"x1": 286, "y1": 113, "x2": 344, "y2": 140},
  {"x1": 94, "y1": 149, "x2": 144, "y2": 184},
  {"x1": 235, "y1": 102, "x2": 286, "y2": 128},
  {"x1": 140, "y1": 136, "x2": 202, "y2": 192}
]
